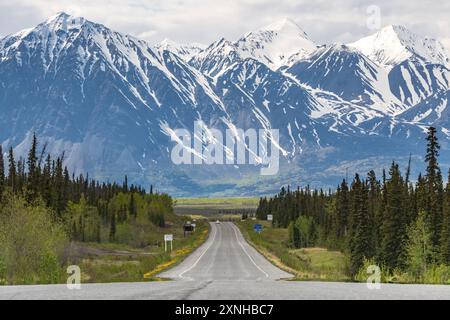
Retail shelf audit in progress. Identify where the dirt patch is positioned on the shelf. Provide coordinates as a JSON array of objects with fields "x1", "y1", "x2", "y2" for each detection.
[{"x1": 67, "y1": 242, "x2": 159, "y2": 260}]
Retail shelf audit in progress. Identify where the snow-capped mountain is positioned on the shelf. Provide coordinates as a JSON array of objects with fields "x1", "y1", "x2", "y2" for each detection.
[
  {"x1": 155, "y1": 39, "x2": 206, "y2": 61},
  {"x1": 190, "y1": 18, "x2": 317, "y2": 79},
  {"x1": 348, "y1": 25, "x2": 449, "y2": 67},
  {"x1": 234, "y1": 18, "x2": 317, "y2": 70},
  {"x1": 287, "y1": 44, "x2": 403, "y2": 114},
  {"x1": 347, "y1": 25, "x2": 450, "y2": 113},
  {"x1": 389, "y1": 60, "x2": 449, "y2": 107},
  {"x1": 1, "y1": 13, "x2": 450, "y2": 196},
  {"x1": 190, "y1": 38, "x2": 242, "y2": 78},
  {"x1": 0, "y1": 12, "x2": 233, "y2": 193}
]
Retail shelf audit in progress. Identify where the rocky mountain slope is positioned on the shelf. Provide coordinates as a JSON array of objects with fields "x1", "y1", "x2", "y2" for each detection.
[{"x1": 1, "y1": 13, "x2": 449, "y2": 195}]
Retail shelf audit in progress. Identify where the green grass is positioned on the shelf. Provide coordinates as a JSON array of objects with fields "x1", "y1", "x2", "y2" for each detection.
[
  {"x1": 78, "y1": 254, "x2": 169, "y2": 283},
  {"x1": 174, "y1": 197, "x2": 259, "y2": 218},
  {"x1": 175, "y1": 197, "x2": 259, "y2": 209},
  {"x1": 74, "y1": 221, "x2": 209, "y2": 283},
  {"x1": 290, "y1": 248, "x2": 349, "y2": 280},
  {"x1": 236, "y1": 220, "x2": 350, "y2": 281}
]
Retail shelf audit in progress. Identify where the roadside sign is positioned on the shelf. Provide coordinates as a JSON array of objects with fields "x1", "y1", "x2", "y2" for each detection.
[
  {"x1": 183, "y1": 223, "x2": 194, "y2": 237},
  {"x1": 254, "y1": 224, "x2": 263, "y2": 233},
  {"x1": 164, "y1": 234, "x2": 173, "y2": 252},
  {"x1": 267, "y1": 215, "x2": 273, "y2": 221}
]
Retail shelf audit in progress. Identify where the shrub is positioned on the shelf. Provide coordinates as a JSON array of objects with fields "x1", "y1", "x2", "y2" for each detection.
[
  {"x1": 295, "y1": 215, "x2": 317, "y2": 248},
  {"x1": 404, "y1": 210, "x2": 434, "y2": 281},
  {"x1": 354, "y1": 258, "x2": 391, "y2": 283},
  {"x1": 423, "y1": 264, "x2": 450, "y2": 284},
  {"x1": 0, "y1": 195, "x2": 68, "y2": 284}
]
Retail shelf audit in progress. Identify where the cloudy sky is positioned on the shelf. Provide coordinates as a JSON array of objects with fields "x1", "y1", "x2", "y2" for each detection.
[{"x1": 0, "y1": 0, "x2": 449, "y2": 51}]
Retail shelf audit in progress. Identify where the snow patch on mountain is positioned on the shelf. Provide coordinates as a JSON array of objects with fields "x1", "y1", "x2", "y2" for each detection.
[
  {"x1": 349, "y1": 25, "x2": 449, "y2": 67},
  {"x1": 190, "y1": 18, "x2": 317, "y2": 78},
  {"x1": 287, "y1": 44, "x2": 404, "y2": 115},
  {"x1": 155, "y1": 39, "x2": 206, "y2": 61},
  {"x1": 235, "y1": 18, "x2": 317, "y2": 70},
  {"x1": 190, "y1": 38, "x2": 241, "y2": 79}
]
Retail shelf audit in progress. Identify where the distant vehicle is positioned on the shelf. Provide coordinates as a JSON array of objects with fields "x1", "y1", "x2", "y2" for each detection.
[{"x1": 215, "y1": 220, "x2": 221, "y2": 224}]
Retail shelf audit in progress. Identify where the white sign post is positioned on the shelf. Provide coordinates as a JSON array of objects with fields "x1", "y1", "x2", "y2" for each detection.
[
  {"x1": 164, "y1": 234, "x2": 173, "y2": 252},
  {"x1": 267, "y1": 214, "x2": 273, "y2": 221}
]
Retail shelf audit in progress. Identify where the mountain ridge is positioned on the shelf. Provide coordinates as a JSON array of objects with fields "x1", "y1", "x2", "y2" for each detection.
[{"x1": 1, "y1": 13, "x2": 450, "y2": 196}]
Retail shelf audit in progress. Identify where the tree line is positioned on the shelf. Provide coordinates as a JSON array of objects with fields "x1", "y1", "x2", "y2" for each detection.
[
  {"x1": 0, "y1": 134, "x2": 173, "y2": 245},
  {"x1": 256, "y1": 127, "x2": 450, "y2": 280}
]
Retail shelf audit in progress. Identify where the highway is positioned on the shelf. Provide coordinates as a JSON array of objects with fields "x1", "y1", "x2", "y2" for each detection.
[
  {"x1": 158, "y1": 221, "x2": 292, "y2": 281},
  {"x1": 1, "y1": 222, "x2": 450, "y2": 300}
]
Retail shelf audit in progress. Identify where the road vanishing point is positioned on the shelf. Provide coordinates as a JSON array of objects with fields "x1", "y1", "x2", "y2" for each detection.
[{"x1": 1, "y1": 222, "x2": 450, "y2": 300}]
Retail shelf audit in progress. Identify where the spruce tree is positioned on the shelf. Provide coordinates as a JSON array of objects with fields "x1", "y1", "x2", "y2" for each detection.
[
  {"x1": 424, "y1": 126, "x2": 444, "y2": 248},
  {"x1": 440, "y1": 170, "x2": 450, "y2": 263},
  {"x1": 415, "y1": 174, "x2": 427, "y2": 213},
  {"x1": 367, "y1": 170, "x2": 380, "y2": 255},
  {"x1": 129, "y1": 193, "x2": 137, "y2": 218},
  {"x1": 349, "y1": 174, "x2": 371, "y2": 275},
  {"x1": 381, "y1": 162, "x2": 407, "y2": 269},
  {"x1": 0, "y1": 145, "x2": 4, "y2": 196},
  {"x1": 123, "y1": 175, "x2": 128, "y2": 192},
  {"x1": 26, "y1": 133, "x2": 39, "y2": 203},
  {"x1": 42, "y1": 154, "x2": 52, "y2": 206},
  {"x1": 403, "y1": 155, "x2": 415, "y2": 226},
  {"x1": 7, "y1": 147, "x2": 16, "y2": 193},
  {"x1": 336, "y1": 179, "x2": 349, "y2": 238},
  {"x1": 16, "y1": 157, "x2": 25, "y2": 193}
]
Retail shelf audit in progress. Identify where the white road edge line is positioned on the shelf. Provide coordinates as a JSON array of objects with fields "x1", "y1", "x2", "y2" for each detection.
[
  {"x1": 230, "y1": 223, "x2": 269, "y2": 279},
  {"x1": 178, "y1": 222, "x2": 218, "y2": 280}
]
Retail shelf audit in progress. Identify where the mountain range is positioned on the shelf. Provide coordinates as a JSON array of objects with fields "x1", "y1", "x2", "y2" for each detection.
[{"x1": 0, "y1": 13, "x2": 449, "y2": 196}]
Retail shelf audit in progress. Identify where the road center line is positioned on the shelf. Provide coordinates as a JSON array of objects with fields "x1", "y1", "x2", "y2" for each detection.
[
  {"x1": 178, "y1": 222, "x2": 218, "y2": 280},
  {"x1": 230, "y1": 223, "x2": 269, "y2": 278}
]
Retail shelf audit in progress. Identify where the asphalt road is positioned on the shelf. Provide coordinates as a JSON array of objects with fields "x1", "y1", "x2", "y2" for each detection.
[
  {"x1": 1, "y1": 222, "x2": 450, "y2": 300},
  {"x1": 158, "y1": 221, "x2": 292, "y2": 281}
]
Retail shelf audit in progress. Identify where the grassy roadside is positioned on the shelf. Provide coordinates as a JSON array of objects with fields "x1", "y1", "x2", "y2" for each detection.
[
  {"x1": 174, "y1": 197, "x2": 258, "y2": 217},
  {"x1": 72, "y1": 221, "x2": 209, "y2": 283},
  {"x1": 143, "y1": 225, "x2": 209, "y2": 280},
  {"x1": 236, "y1": 220, "x2": 350, "y2": 282},
  {"x1": 175, "y1": 197, "x2": 259, "y2": 209}
]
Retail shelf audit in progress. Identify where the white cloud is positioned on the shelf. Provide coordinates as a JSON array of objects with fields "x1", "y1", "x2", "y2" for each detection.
[{"x1": 0, "y1": 0, "x2": 449, "y2": 52}]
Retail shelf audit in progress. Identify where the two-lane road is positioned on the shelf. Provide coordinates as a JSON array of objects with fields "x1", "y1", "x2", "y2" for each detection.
[
  {"x1": 1, "y1": 222, "x2": 450, "y2": 299},
  {"x1": 158, "y1": 222, "x2": 291, "y2": 281}
]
